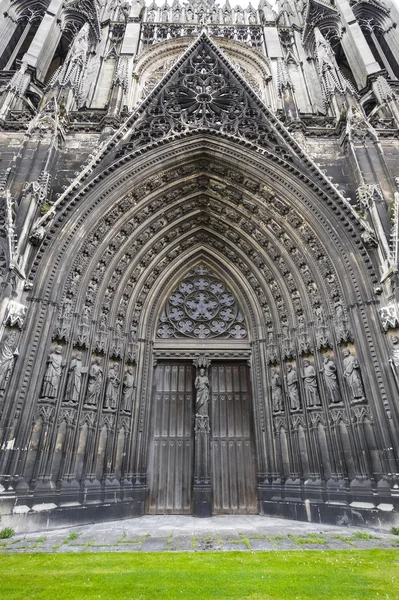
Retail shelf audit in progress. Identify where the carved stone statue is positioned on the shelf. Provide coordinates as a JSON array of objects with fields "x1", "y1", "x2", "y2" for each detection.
[
  {"x1": 195, "y1": 367, "x2": 209, "y2": 415},
  {"x1": 389, "y1": 334, "x2": 399, "y2": 370},
  {"x1": 104, "y1": 363, "x2": 120, "y2": 410},
  {"x1": 56, "y1": 298, "x2": 72, "y2": 339},
  {"x1": 270, "y1": 368, "x2": 283, "y2": 412},
  {"x1": 64, "y1": 352, "x2": 82, "y2": 404},
  {"x1": 85, "y1": 357, "x2": 103, "y2": 406},
  {"x1": 286, "y1": 363, "x2": 300, "y2": 410},
  {"x1": 122, "y1": 367, "x2": 135, "y2": 413},
  {"x1": 0, "y1": 331, "x2": 18, "y2": 392},
  {"x1": 322, "y1": 353, "x2": 342, "y2": 404},
  {"x1": 41, "y1": 346, "x2": 63, "y2": 398},
  {"x1": 342, "y1": 349, "x2": 365, "y2": 401},
  {"x1": 302, "y1": 359, "x2": 321, "y2": 408}
]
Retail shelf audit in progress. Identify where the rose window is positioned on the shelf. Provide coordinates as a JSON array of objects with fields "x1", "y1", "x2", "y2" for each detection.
[{"x1": 157, "y1": 265, "x2": 248, "y2": 340}]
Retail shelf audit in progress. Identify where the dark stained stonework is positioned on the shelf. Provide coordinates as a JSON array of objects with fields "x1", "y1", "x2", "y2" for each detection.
[{"x1": 0, "y1": 0, "x2": 399, "y2": 531}]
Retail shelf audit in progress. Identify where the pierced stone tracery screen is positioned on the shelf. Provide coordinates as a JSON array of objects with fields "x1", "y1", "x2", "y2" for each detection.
[{"x1": 157, "y1": 265, "x2": 247, "y2": 340}]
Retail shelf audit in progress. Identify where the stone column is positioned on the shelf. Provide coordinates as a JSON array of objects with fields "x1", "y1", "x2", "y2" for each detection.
[{"x1": 193, "y1": 356, "x2": 212, "y2": 517}]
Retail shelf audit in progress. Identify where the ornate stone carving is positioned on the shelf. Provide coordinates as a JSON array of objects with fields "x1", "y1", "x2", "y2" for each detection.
[
  {"x1": 121, "y1": 367, "x2": 135, "y2": 414},
  {"x1": 4, "y1": 300, "x2": 27, "y2": 329},
  {"x1": 321, "y1": 353, "x2": 342, "y2": 405},
  {"x1": 302, "y1": 358, "x2": 321, "y2": 408},
  {"x1": 195, "y1": 368, "x2": 210, "y2": 416},
  {"x1": 286, "y1": 363, "x2": 300, "y2": 411},
  {"x1": 104, "y1": 364, "x2": 121, "y2": 411},
  {"x1": 0, "y1": 331, "x2": 18, "y2": 393},
  {"x1": 270, "y1": 367, "x2": 283, "y2": 413},
  {"x1": 157, "y1": 264, "x2": 247, "y2": 339},
  {"x1": 75, "y1": 306, "x2": 91, "y2": 347},
  {"x1": 194, "y1": 414, "x2": 210, "y2": 434},
  {"x1": 342, "y1": 349, "x2": 366, "y2": 402},
  {"x1": 64, "y1": 352, "x2": 83, "y2": 405},
  {"x1": 41, "y1": 346, "x2": 63, "y2": 400},
  {"x1": 389, "y1": 334, "x2": 399, "y2": 372},
  {"x1": 85, "y1": 357, "x2": 103, "y2": 407}
]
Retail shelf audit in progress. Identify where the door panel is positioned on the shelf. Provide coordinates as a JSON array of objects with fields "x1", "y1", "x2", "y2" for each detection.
[
  {"x1": 211, "y1": 363, "x2": 257, "y2": 514},
  {"x1": 147, "y1": 363, "x2": 194, "y2": 514}
]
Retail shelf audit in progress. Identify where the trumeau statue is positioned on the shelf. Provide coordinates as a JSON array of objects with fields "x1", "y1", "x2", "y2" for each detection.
[
  {"x1": 41, "y1": 346, "x2": 63, "y2": 399},
  {"x1": 195, "y1": 367, "x2": 209, "y2": 416},
  {"x1": 342, "y1": 349, "x2": 365, "y2": 402}
]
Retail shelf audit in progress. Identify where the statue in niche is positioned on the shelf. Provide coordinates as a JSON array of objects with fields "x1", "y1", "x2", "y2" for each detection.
[
  {"x1": 0, "y1": 331, "x2": 18, "y2": 392},
  {"x1": 270, "y1": 368, "x2": 283, "y2": 412},
  {"x1": 389, "y1": 334, "x2": 399, "y2": 370},
  {"x1": 195, "y1": 368, "x2": 209, "y2": 416},
  {"x1": 77, "y1": 305, "x2": 91, "y2": 346},
  {"x1": 286, "y1": 364, "x2": 300, "y2": 411},
  {"x1": 104, "y1": 363, "x2": 120, "y2": 410},
  {"x1": 85, "y1": 357, "x2": 103, "y2": 406},
  {"x1": 342, "y1": 349, "x2": 365, "y2": 401},
  {"x1": 41, "y1": 346, "x2": 63, "y2": 399},
  {"x1": 56, "y1": 298, "x2": 72, "y2": 339},
  {"x1": 122, "y1": 367, "x2": 135, "y2": 413},
  {"x1": 302, "y1": 359, "x2": 321, "y2": 408},
  {"x1": 334, "y1": 299, "x2": 347, "y2": 340},
  {"x1": 96, "y1": 313, "x2": 108, "y2": 352},
  {"x1": 64, "y1": 352, "x2": 82, "y2": 404},
  {"x1": 321, "y1": 353, "x2": 342, "y2": 404}
]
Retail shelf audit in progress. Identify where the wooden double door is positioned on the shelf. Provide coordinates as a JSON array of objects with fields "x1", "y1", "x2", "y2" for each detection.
[{"x1": 146, "y1": 361, "x2": 257, "y2": 514}]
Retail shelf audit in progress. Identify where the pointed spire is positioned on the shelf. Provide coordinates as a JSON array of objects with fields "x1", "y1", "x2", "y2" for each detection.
[{"x1": 47, "y1": 24, "x2": 90, "y2": 106}]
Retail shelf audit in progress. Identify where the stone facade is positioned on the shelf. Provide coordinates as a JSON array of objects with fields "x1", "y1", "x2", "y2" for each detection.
[{"x1": 0, "y1": 0, "x2": 399, "y2": 530}]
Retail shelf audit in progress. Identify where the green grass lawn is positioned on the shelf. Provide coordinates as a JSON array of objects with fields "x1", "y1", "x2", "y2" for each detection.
[{"x1": 0, "y1": 550, "x2": 398, "y2": 599}]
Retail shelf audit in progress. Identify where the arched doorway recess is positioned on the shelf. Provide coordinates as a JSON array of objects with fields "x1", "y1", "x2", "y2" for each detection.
[{"x1": 1, "y1": 34, "x2": 397, "y2": 528}]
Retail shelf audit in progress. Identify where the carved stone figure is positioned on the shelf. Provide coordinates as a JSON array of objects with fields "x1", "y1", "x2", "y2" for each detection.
[
  {"x1": 104, "y1": 363, "x2": 120, "y2": 410},
  {"x1": 342, "y1": 349, "x2": 365, "y2": 401},
  {"x1": 195, "y1": 368, "x2": 209, "y2": 415},
  {"x1": 286, "y1": 363, "x2": 300, "y2": 410},
  {"x1": 41, "y1": 346, "x2": 63, "y2": 398},
  {"x1": 389, "y1": 334, "x2": 399, "y2": 369},
  {"x1": 76, "y1": 305, "x2": 91, "y2": 346},
  {"x1": 0, "y1": 331, "x2": 18, "y2": 392},
  {"x1": 122, "y1": 367, "x2": 135, "y2": 413},
  {"x1": 85, "y1": 357, "x2": 103, "y2": 406},
  {"x1": 302, "y1": 359, "x2": 321, "y2": 408},
  {"x1": 270, "y1": 368, "x2": 283, "y2": 412},
  {"x1": 64, "y1": 352, "x2": 82, "y2": 404},
  {"x1": 322, "y1": 353, "x2": 342, "y2": 404},
  {"x1": 96, "y1": 313, "x2": 108, "y2": 352}
]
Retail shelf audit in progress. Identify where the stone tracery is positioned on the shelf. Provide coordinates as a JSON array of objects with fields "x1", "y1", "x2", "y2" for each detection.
[{"x1": 157, "y1": 264, "x2": 248, "y2": 339}]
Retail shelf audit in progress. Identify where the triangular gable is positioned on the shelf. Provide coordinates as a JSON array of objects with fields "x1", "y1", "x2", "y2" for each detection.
[
  {"x1": 35, "y1": 32, "x2": 364, "y2": 233},
  {"x1": 302, "y1": 0, "x2": 340, "y2": 46}
]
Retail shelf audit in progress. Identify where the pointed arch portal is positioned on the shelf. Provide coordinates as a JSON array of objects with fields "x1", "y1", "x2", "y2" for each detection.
[{"x1": 1, "y1": 33, "x2": 398, "y2": 528}]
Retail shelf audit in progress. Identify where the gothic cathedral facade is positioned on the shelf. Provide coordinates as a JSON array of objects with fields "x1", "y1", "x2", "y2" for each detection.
[{"x1": 1, "y1": 0, "x2": 399, "y2": 529}]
